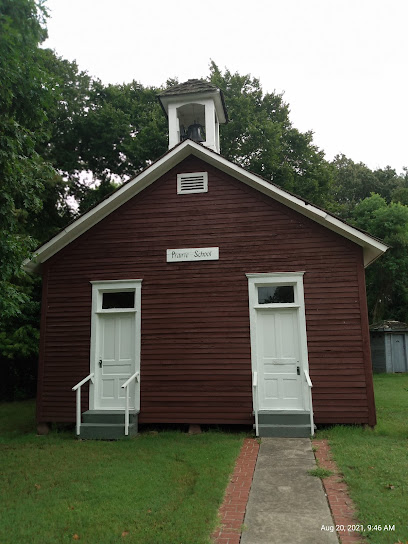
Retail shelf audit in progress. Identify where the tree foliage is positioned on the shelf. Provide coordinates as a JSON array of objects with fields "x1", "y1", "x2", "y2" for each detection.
[
  {"x1": 330, "y1": 154, "x2": 407, "y2": 217},
  {"x1": 209, "y1": 62, "x2": 333, "y2": 207},
  {"x1": 0, "y1": 0, "x2": 57, "y2": 320},
  {"x1": 352, "y1": 195, "x2": 408, "y2": 323},
  {"x1": 36, "y1": 56, "x2": 168, "y2": 208}
]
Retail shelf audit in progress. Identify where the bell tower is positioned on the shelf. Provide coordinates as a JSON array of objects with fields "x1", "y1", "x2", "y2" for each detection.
[{"x1": 158, "y1": 79, "x2": 228, "y2": 153}]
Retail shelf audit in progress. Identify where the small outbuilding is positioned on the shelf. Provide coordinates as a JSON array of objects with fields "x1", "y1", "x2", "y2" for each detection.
[
  {"x1": 24, "y1": 80, "x2": 389, "y2": 438},
  {"x1": 370, "y1": 321, "x2": 408, "y2": 373}
]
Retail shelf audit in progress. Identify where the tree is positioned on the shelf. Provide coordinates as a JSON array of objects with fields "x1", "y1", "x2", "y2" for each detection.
[
  {"x1": 36, "y1": 57, "x2": 168, "y2": 211},
  {"x1": 209, "y1": 62, "x2": 333, "y2": 207},
  {"x1": 391, "y1": 168, "x2": 408, "y2": 205},
  {"x1": 330, "y1": 155, "x2": 380, "y2": 218},
  {"x1": 330, "y1": 155, "x2": 407, "y2": 219},
  {"x1": 0, "y1": 0, "x2": 57, "y2": 320},
  {"x1": 372, "y1": 166, "x2": 404, "y2": 203},
  {"x1": 352, "y1": 194, "x2": 408, "y2": 323}
]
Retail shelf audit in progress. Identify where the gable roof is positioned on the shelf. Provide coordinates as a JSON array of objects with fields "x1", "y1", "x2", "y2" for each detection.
[{"x1": 24, "y1": 139, "x2": 388, "y2": 273}]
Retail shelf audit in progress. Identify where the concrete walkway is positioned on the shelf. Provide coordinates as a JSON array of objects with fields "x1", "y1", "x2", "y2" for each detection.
[{"x1": 240, "y1": 438, "x2": 339, "y2": 544}]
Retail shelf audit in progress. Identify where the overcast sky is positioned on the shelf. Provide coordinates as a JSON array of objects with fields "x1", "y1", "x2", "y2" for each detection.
[{"x1": 43, "y1": 0, "x2": 408, "y2": 173}]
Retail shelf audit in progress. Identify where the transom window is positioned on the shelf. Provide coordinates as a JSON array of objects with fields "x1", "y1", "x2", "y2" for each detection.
[
  {"x1": 257, "y1": 285, "x2": 294, "y2": 304},
  {"x1": 102, "y1": 291, "x2": 135, "y2": 309}
]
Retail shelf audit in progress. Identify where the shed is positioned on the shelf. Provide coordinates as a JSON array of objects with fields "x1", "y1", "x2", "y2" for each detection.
[
  {"x1": 24, "y1": 80, "x2": 389, "y2": 439},
  {"x1": 370, "y1": 321, "x2": 408, "y2": 373}
]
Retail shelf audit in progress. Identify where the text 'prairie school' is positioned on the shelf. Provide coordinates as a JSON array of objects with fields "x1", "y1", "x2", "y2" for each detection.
[{"x1": 166, "y1": 247, "x2": 219, "y2": 262}]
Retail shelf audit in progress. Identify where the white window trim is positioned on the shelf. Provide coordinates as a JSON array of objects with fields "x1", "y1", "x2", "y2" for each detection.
[
  {"x1": 246, "y1": 272, "x2": 311, "y2": 413},
  {"x1": 89, "y1": 279, "x2": 142, "y2": 410}
]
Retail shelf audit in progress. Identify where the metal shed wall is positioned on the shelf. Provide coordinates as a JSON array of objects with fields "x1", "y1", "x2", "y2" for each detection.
[
  {"x1": 370, "y1": 329, "x2": 408, "y2": 373},
  {"x1": 370, "y1": 333, "x2": 386, "y2": 373}
]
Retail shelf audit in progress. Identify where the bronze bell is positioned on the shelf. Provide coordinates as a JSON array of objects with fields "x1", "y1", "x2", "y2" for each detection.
[{"x1": 187, "y1": 121, "x2": 205, "y2": 142}]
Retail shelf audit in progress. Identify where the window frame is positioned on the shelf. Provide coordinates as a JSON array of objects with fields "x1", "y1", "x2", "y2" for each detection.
[
  {"x1": 92, "y1": 280, "x2": 142, "y2": 314},
  {"x1": 247, "y1": 273, "x2": 305, "y2": 310}
]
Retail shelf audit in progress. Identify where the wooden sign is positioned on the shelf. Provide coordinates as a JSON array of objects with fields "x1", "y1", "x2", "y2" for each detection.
[{"x1": 166, "y1": 247, "x2": 219, "y2": 262}]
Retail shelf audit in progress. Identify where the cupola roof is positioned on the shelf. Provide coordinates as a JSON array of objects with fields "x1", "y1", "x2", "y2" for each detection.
[{"x1": 158, "y1": 79, "x2": 228, "y2": 123}]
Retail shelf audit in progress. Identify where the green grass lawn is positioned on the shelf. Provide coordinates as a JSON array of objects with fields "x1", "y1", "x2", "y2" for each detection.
[
  {"x1": 0, "y1": 402, "x2": 244, "y2": 544},
  {"x1": 315, "y1": 373, "x2": 408, "y2": 544}
]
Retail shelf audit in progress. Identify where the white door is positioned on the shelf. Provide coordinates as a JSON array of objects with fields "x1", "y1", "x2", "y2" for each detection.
[
  {"x1": 97, "y1": 313, "x2": 136, "y2": 409},
  {"x1": 257, "y1": 308, "x2": 303, "y2": 410}
]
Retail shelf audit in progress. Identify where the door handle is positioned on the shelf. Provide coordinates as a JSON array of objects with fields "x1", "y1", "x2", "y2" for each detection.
[
  {"x1": 99, "y1": 359, "x2": 103, "y2": 368},
  {"x1": 297, "y1": 366, "x2": 300, "y2": 375}
]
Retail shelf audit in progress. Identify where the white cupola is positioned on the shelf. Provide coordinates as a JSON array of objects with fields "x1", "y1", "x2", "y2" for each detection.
[{"x1": 158, "y1": 79, "x2": 228, "y2": 153}]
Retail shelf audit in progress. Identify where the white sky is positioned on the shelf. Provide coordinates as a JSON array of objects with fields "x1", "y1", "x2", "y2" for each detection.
[{"x1": 43, "y1": 0, "x2": 408, "y2": 173}]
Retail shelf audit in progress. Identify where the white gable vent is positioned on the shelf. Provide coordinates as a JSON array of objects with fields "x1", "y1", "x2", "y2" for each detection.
[{"x1": 177, "y1": 172, "x2": 208, "y2": 194}]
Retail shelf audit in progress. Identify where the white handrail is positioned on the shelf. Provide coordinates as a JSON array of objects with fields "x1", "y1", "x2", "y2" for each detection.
[
  {"x1": 72, "y1": 373, "x2": 94, "y2": 391},
  {"x1": 121, "y1": 371, "x2": 140, "y2": 436},
  {"x1": 304, "y1": 369, "x2": 314, "y2": 436},
  {"x1": 72, "y1": 373, "x2": 94, "y2": 436},
  {"x1": 252, "y1": 371, "x2": 259, "y2": 437},
  {"x1": 304, "y1": 369, "x2": 312, "y2": 388}
]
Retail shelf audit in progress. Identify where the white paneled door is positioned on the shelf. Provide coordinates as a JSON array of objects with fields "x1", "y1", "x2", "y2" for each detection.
[
  {"x1": 257, "y1": 308, "x2": 303, "y2": 410},
  {"x1": 97, "y1": 313, "x2": 136, "y2": 409}
]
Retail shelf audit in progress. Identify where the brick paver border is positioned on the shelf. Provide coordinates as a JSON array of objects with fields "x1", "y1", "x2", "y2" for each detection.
[
  {"x1": 212, "y1": 437, "x2": 366, "y2": 544},
  {"x1": 313, "y1": 439, "x2": 367, "y2": 544},
  {"x1": 211, "y1": 437, "x2": 260, "y2": 544}
]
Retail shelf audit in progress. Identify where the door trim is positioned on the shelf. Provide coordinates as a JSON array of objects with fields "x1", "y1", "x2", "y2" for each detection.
[
  {"x1": 89, "y1": 279, "x2": 142, "y2": 410},
  {"x1": 246, "y1": 272, "x2": 311, "y2": 414}
]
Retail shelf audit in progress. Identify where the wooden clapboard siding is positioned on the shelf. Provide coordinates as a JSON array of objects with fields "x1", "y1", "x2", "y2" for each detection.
[{"x1": 37, "y1": 155, "x2": 375, "y2": 425}]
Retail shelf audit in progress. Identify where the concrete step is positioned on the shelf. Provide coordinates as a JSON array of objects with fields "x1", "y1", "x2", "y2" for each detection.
[
  {"x1": 258, "y1": 410, "x2": 310, "y2": 425},
  {"x1": 79, "y1": 410, "x2": 139, "y2": 439},
  {"x1": 79, "y1": 422, "x2": 138, "y2": 440},
  {"x1": 255, "y1": 423, "x2": 311, "y2": 438},
  {"x1": 82, "y1": 410, "x2": 138, "y2": 424},
  {"x1": 254, "y1": 411, "x2": 312, "y2": 437}
]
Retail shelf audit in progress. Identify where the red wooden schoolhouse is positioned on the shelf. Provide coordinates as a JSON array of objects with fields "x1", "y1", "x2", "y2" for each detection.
[{"x1": 25, "y1": 80, "x2": 388, "y2": 438}]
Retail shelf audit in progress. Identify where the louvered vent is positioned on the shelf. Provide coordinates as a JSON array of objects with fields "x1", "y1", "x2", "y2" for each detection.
[{"x1": 177, "y1": 172, "x2": 208, "y2": 194}]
